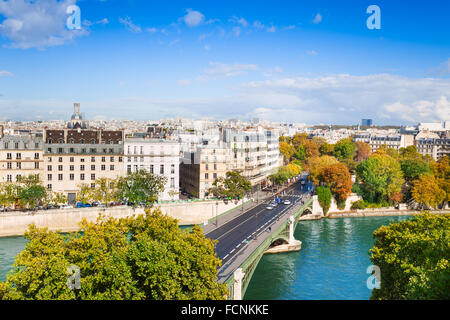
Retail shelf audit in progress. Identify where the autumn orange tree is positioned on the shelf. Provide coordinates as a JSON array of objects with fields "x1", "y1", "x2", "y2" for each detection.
[
  {"x1": 308, "y1": 155, "x2": 339, "y2": 185},
  {"x1": 291, "y1": 133, "x2": 309, "y2": 149},
  {"x1": 279, "y1": 141, "x2": 295, "y2": 164},
  {"x1": 322, "y1": 163, "x2": 352, "y2": 204},
  {"x1": 354, "y1": 141, "x2": 371, "y2": 162}
]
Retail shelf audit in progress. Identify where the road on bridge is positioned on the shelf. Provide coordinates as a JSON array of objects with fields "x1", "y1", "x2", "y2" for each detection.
[{"x1": 205, "y1": 175, "x2": 313, "y2": 266}]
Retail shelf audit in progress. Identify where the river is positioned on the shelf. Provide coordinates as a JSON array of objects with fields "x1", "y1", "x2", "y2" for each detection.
[{"x1": 0, "y1": 215, "x2": 412, "y2": 299}]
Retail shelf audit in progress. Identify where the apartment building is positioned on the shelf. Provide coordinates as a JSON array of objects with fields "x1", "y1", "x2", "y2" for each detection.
[
  {"x1": 180, "y1": 127, "x2": 281, "y2": 199},
  {"x1": 353, "y1": 133, "x2": 414, "y2": 151},
  {"x1": 43, "y1": 104, "x2": 124, "y2": 203},
  {"x1": 124, "y1": 138, "x2": 180, "y2": 200},
  {"x1": 415, "y1": 138, "x2": 450, "y2": 161},
  {"x1": 0, "y1": 127, "x2": 44, "y2": 183}
]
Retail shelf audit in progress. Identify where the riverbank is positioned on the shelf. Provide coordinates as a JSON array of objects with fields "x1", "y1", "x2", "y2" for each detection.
[{"x1": 327, "y1": 208, "x2": 450, "y2": 218}]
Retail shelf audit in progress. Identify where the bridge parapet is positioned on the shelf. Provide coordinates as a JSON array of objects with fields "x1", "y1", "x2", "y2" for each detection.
[{"x1": 221, "y1": 196, "x2": 313, "y2": 299}]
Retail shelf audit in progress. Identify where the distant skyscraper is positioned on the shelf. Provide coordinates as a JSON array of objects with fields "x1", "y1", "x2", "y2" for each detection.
[{"x1": 361, "y1": 119, "x2": 373, "y2": 126}]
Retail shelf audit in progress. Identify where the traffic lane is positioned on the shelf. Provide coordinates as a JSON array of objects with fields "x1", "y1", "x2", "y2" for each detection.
[
  {"x1": 214, "y1": 195, "x2": 300, "y2": 260},
  {"x1": 218, "y1": 196, "x2": 302, "y2": 264},
  {"x1": 206, "y1": 182, "x2": 302, "y2": 240}
]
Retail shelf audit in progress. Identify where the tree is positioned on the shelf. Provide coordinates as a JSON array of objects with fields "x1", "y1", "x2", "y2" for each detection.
[
  {"x1": 19, "y1": 184, "x2": 47, "y2": 209},
  {"x1": 91, "y1": 177, "x2": 118, "y2": 206},
  {"x1": 0, "y1": 209, "x2": 227, "y2": 300},
  {"x1": 370, "y1": 212, "x2": 450, "y2": 300},
  {"x1": 431, "y1": 156, "x2": 450, "y2": 206},
  {"x1": 209, "y1": 171, "x2": 251, "y2": 200},
  {"x1": 400, "y1": 159, "x2": 432, "y2": 182},
  {"x1": 279, "y1": 141, "x2": 295, "y2": 163},
  {"x1": 354, "y1": 141, "x2": 371, "y2": 162},
  {"x1": 411, "y1": 174, "x2": 446, "y2": 209},
  {"x1": 294, "y1": 145, "x2": 306, "y2": 161},
  {"x1": 322, "y1": 163, "x2": 352, "y2": 203},
  {"x1": 304, "y1": 140, "x2": 319, "y2": 159},
  {"x1": 76, "y1": 183, "x2": 94, "y2": 204},
  {"x1": 319, "y1": 143, "x2": 335, "y2": 156},
  {"x1": 311, "y1": 136, "x2": 327, "y2": 147},
  {"x1": 316, "y1": 186, "x2": 332, "y2": 214},
  {"x1": 291, "y1": 133, "x2": 309, "y2": 149},
  {"x1": 333, "y1": 138, "x2": 356, "y2": 160},
  {"x1": 308, "y1": 155, "x2": 339, "y2": 185},
  {"x1": 355, "y1": 154, "x2": 404, "y2": 204},
  {"x1": 116, "y1": 169, "x2": 166, "y2": 205}
]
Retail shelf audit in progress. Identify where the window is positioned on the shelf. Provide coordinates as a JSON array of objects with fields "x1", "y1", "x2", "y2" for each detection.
[
  {"x1": 160, "y1": 165, "x2": 164, "y2": 174},
  {"x1": 127, "y1": 165, "x2": 131, "y2": 173},
  {"x1": 91, "y1": 156, "x2": 95, "y2": 162},
  {"x1": 213, "y1": 173, "x2": 217, "y2": 179},
  {"x1": 205, "y1": 173, "x2": 209, "y2": 179},
  {"x1": 90, "y1": 148, "x2": 97, "y2": 154},
  {"x1": 58, "y1": 157, "x2": 63, "y2": 162},
  {"x1": 70, "y1": 157, "x2": 74, "y2": 162},
  {"x1": 7, "y1": 163, "x2": 11, "y2": 169},
  {"x1": 16, "y1": 162, "x2": 21, "y2": 169},
  {"x1": 70, "y1": 165, "x2": 74, "y2": 171},
  {"x1": 6, "y1": 153, "x2": 11, "y2": 159},
  {"x1": 205, "y1": 164, "x2": 209, "y2": 170},
  {"x1": 15, "y1": 142, "x2": 19, "y2": 149},
  {"x1": 91, "y1": 174, "x2": 95, "y2": 180},
  {"x1": 58, "y1": 148, "x2": 63, "y2": 154},
  {"x1": 7, "y1": 175, "x2": 12, "y2": 182},
  {"x1": 91, "y1": 165, "x2": 95, "y2": 171},
  {"x1": 58, "y1": 174, "x2": 63, "y2": 181},
  {"x1": 4, "y1": 143, "x2": 8, "y2": 149},
  {"x1": 16, "y1": 153, "x2": 21, "y2": 159},
  {"x1": 16, "y1": 175, "x2": 21, "y2": 182},
  {"x1": 47, "y1": 184, "x2": 52, "y2": 190},
  {"x1": 80, "y1": 174, "x2": 85, "y2": 180},
  {"x1": 109, "y1": 148, "x2": 114, "y2": 154},
  {"x1": 80, "y1": 165, "x2": 85, "y2": 171},
  {"x1": 69, "y1": 148, "x2": 74, "y2": 153},
  {"x1": 58, "y1": 165, "x2": 63, "y2": 171},
  {"x1": 102, "y1": 157, "x2": 106, "y2": 162},
  {"x1": 34, "y1": 153, "x2": 40, "y2": 159},
  {"x1": 80, "y1": 158, "x2": 85, "y2": 162},
  {"x1": 48, "y1": 165, "x2": 52, "y2": 171},
  {"x1": 171, "y1": 164, "x2": 175, "y2": 174},
  {"x1": 214, "y1": 164, "x2": 217, "y2": 170},
  {"x1": 170, "y1": 178, "x2": 175, "y2": 188},
  {"x1": 150, "y1": 165, "x2": 154, "y2": 174},
  {"x1": 110, "y1": 165, "x2": 114, "y2": 171},
  {"x1": 140, "y1": 146, "x2": 143, "y2": 154},
  {"x1": 35, "y1": 162, "x2": 39, "y2": 169},
  {"x1": 101, "y1": 165, "x2": 105, "y2": 171},
  {"x1": 110, "y1": 156, "x2": 114, "y2": 162},
  {"x1": 70, "y1": 174, "x2": 74, "y2": 181},
  {"x1": 119, "y1": 157, "x2": 123, "y2": 162}
]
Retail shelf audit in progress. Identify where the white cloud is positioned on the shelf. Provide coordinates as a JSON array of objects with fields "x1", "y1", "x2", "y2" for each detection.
[
  {"x1": 312, "y1": 13, "x2": 322, "y2": 24},
  {"x1": 266, "y1": 25, "x2": 276, "y2": 32},
  {"x1": 182, "y1": 9, "x2": 204, "y2": 27},
  {"x1": 232, "y1": 26, "x2": 241, "y2": 37},
  {"x1": 201, "y1": 61, "x2": 259, "y2": 79},
  {"x1": 0, "y1": 0, "x2": 88, "y2": 49},
  {"x1": 146, "y1": 27, "x2": 158, "y2": 33},
  {"x1": 434, "y1": 58, "x2": 450, "y2": 76},
  {"x1": 253, "y1": 20, "x2": 265, "y2": 29},
  {"x1": 0, "y1": 70, "x2": 13, "y2": 76},
  {"x1": 306, "y1": 50, "x2": 318, "y2": 55},
  {"x1": 119, "y1": 16, "x2": 142, "y2": 33},
  {"x1": 229, "y1": 16, "x2": 248, "y2": 28}
]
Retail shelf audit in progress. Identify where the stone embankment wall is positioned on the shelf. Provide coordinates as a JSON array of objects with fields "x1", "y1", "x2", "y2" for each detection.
[{"x1": 0, "y1": 199, "x2": 242, "y2": 237}]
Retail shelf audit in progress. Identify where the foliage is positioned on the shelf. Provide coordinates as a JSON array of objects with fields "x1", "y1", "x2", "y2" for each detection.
[
  {"x1": 304, "y1": 140, "x2": 320, "y2": 159},
  {"x1": 355, "y1": 154, "x2": 404, "y2": 204},
  {"x1": 319, "y1": 142, "x2": 335, "y2": 156},
  {"x1": 279, "y1": 141, "x2": 296, "y2": 163},
  {"x1": 370, "y1": 213, "x2": 450, "y2": 300},
  {"x1": 400, "y1": 159, "x2": 432, "y2": 181},
  {"x1": 209, "y1": 170, "x2": 251, "y2": 200},
  {"x1": 322, "y1": 163, "x2": 352, "y2": 202},
  {"x1": 354, "y1": 141, "x2": 371, "y2": 162},
  {"x1": 333, "y1": 138, "x2": 356, "y2": 160},
  {"x1": 316, "y1": 186, "x2": 332, "y2": 214},
  {"x1": 0, "y1": 209, "x2": 227, "y2": 300},
  {"x1": 76, "y1": 183, "x2": 94, "y2": 204},
  {"x1": 411, "y1": 174, "x2": 446, "y2": 209},
  {"x1": 91, "y1": 177, "x2": 117, "y2": 206},
  {"x1": 350, "y1": 199, "x2": 367, "y2": 210},
  {"x1": 291, "y1": 133, "x2": 309, "y2": 149},
  {"x1": 308, "y1": 155, "x2": 339, "y2": 185},
  {"x1": 294, "y1": 145, "x2": 306, "y2": 161},
  {"x1": 116, "y1": 169, "x2": 166, "y2": 205}
]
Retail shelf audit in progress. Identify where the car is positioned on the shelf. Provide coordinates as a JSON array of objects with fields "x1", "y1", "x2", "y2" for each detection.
[
  {"x1": 60, "y1": 204, "x2": 73, "y2": 209},
  {"x1": 283, "y1": 200, "x2": 291, "y2": 205},
  {"x1": 266, "y1": 205, "x2": 274, "y2": 210},
  {"x1": 269, "y1": 200, "x2": 277, "y2": 206}
]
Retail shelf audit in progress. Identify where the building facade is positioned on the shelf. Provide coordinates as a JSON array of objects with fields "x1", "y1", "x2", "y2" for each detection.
[
  {"x1": 124, "y1": 138, "x2": 180, "y2": 200},
  {"x1": 415, "y1": 138, "x2": 450, "y2": 161}
]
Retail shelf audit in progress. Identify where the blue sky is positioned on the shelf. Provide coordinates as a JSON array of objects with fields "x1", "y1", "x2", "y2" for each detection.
[{"x1": 0, "y1": 0, "x2": 449, "y2": 124}]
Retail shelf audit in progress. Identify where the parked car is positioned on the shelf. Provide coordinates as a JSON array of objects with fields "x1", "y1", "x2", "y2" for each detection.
[
  {"x1": 266, "y1": 205, "x2": 274, "y2": 210},
  {"x1": 60, "y1": 204, "x2": 73, "y2": 209},
  {"x1": 283, "y1": 200, "x2": 291, "y2": 205},
  {"x1": 75, "y1": 202, "x2": 91, "y2": 208}
]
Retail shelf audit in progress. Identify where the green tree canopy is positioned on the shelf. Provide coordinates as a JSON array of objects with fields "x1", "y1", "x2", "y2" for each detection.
[
  {"x1": 370, "y1": 212, "x2": 450, "y2": 300},
  {"x1": 0, "y1": 209, "x2": 227, "y2": 300},
  {"x1": 333, "y1": 138, "x2": 356, "y2": 160},
  {"x1": 209, "y1": 170, "x2": 251, "y2": 200},
  {"x1": 116, "y1": 169, "x2": 166, "y2": 205}
]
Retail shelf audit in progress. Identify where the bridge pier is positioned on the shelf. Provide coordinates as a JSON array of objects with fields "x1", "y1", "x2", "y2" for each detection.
[
  {"x1": 265, "y1": 214, "x2": 301, "y2": 254},
  {"x1": 232, "y1": 268, "x2": 245, "y2": 300}
]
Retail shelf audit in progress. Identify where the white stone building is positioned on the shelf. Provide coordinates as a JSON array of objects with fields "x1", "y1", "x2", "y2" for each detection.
[{"x1": 124, "y1": 138, "x2": 180, "y2": 201}]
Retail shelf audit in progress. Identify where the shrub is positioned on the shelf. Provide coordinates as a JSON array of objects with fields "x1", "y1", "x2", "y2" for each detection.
[
  {"x1": 316, "y1": 186, "x2": 332, "y2": 214},
  {"x1": 351, "y1": 200, "x2": 366, "y2": 210}
]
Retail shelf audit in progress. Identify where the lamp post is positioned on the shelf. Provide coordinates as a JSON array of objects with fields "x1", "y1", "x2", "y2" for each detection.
[{"x1": 215, "y1": 201, "x2": 219, "y2": 228}]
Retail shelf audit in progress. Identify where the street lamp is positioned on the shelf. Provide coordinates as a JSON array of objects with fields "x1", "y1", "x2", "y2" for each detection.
[{"x1": 215, "y1": 201, "x2": 219, "y2": 228}]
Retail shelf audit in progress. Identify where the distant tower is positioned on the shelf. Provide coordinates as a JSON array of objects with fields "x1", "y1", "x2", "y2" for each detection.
[{"x1": 67, "y1": 102, "x2": 88, "y2": 129}]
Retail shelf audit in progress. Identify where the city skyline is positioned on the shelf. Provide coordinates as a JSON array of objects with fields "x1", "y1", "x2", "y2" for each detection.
[{"x1": 0, "y1": 0, "x2": 449, "y2": 124}]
